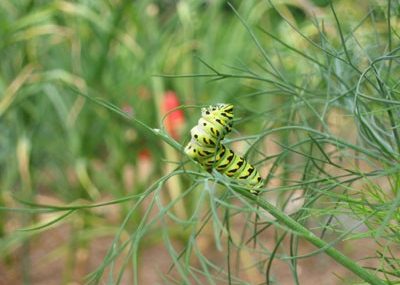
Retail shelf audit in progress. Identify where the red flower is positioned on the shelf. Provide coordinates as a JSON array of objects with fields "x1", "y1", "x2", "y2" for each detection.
[
  {"x1": 139, "y1": 148, "x2": 151, "y2": 160},
  {"x1": 162, "y1": 91, "x2": 185, "y2": 140}
]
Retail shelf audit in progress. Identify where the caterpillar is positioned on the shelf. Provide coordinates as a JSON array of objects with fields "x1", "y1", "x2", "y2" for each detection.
[{"x1": 184, "y1": 103, "x2": 263, "y2": 194}]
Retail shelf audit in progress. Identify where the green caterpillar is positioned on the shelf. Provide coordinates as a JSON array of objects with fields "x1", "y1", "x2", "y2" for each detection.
[{"x1": 184, "y1": 103, "x2": 263, "y2": 194}]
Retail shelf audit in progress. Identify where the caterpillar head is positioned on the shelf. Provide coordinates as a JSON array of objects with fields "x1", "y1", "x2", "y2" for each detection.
[{"x1": 201, "y1": 103, "x2": 234, "y2": 123}]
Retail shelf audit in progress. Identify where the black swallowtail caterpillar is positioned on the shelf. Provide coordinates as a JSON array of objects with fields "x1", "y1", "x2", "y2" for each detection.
[{"x1": 184, "y1": 103, "x2": 263, "y2": 194}]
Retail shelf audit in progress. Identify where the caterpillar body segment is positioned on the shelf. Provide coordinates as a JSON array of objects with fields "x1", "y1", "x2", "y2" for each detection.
[
  {"x1": 206, "y1": 147, "x2": 263, "y2": 194},
  {"x1": 196, "y1": 144, "x2": 227, "y2": 170},
  {"x1": 214, "y1": 146, "x2": 235, "y2": 171},
  {"x1": 184, "y1": 140, "x2": 217, "y2": 161},
  {"x1": 186, "y1": 140, "x2": 263, "y2": 187},
  {"x1": 235, "y1": 162, "x2": 263, "y2": 193},
  {"x1": 184, "y1": 103, "x2": 263, "y2": 194},
  {"x1": 197, "y1": 117, "x2": 232, "y2": 141},
  {"x1": 190, "y1": 125, "x2": 218, "y2": 147},
  {"x1": 212, "y1": 148, "x2": 263, "y2": 194}
]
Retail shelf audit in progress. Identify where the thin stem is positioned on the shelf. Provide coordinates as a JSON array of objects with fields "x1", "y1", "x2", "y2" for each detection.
[{"x1": 234, "y1": 187, "x2": 387, "y2": 285}]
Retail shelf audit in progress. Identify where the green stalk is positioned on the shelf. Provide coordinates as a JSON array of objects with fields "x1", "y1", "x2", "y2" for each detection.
[
  {"x1": 235, "y1": 187, "x2": 387, "y2": 285},
  {"x1": 90, "y1": 0, "x2": 131, "y2": 82}
]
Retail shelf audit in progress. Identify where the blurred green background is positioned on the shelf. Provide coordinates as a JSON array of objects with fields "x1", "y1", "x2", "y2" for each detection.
[{"x1": 1, "y1": 0, "x2": 399, "y2": 284}]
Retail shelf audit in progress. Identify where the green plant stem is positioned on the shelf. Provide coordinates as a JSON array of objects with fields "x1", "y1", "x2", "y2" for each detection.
[
  {"x1": 90, "y1": 0, "x2": 131, "y2": 82},
  {"x1": 235, "y1": 187, "x2": 387, "y2": 285}
]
